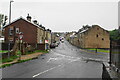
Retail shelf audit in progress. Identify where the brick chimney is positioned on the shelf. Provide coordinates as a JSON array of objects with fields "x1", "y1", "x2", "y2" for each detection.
[{"x1": 26, "y1": 14, "x2": 31, "y2": 22}]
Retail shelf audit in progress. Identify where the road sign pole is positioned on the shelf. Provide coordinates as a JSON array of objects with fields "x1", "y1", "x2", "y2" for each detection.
[{"x1": 18, "y1": 32, "x2": 23, "y2": 61}]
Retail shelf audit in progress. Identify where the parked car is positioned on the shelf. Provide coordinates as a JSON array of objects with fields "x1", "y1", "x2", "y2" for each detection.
[
  {"x1": 61, "y1": 40, "x2": 64, "y2": 43},
  {"x1": 56, "y1": 41, "x2": 60, "y2": 46},
  {"x1": 50, "y1": 43, "x2": 56, "y2": 48}
]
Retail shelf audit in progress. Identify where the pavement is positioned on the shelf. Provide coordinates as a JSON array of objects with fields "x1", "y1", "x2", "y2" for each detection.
[
  {"x1": 0, "y1": 52, "x2": 43, "y2": 67},
  {"x1": 1, "y1": 40, "x2": 109, "y2": 78}
]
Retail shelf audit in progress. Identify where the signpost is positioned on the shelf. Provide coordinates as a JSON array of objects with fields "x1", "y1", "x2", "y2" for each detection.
[
  {"x1": 45, "y1": 40, "x2": 49, "y2": 50},
  {"x1": 18, "y1": 32, "x2": 23, "y2": 60}
]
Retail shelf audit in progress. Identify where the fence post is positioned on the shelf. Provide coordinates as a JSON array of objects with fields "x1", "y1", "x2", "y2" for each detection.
[
  {"x1": 8, "y1": 42, "x2": 10, "y2": 59},
  {"x1": 109, "y1": 40, "x2": 112, "y2": 65}
]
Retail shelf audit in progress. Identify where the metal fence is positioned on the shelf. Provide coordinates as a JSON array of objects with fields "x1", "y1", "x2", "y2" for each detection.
[
  {"x1": 110, "y1": 40, "x2": 120, "y2": 71},
  {"x1": 1, "y1": 43, "x2": 14, "y2": 50}
]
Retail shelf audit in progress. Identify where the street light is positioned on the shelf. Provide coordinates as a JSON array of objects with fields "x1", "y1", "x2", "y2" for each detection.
[
  {"x1": 9, "y1": 0, "x2": 14, "y2": 24},
  {"x1": 8, "y1": 0, "x2": 14, "y2": 59}
]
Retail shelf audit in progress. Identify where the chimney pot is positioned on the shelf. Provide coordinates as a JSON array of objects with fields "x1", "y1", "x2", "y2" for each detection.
[
  {"x1": 33, "y1": 20, "x2": 37, "y2": 25},
  {"x1": 26, "y1": 14, "x2": 31, "y2": 22}
]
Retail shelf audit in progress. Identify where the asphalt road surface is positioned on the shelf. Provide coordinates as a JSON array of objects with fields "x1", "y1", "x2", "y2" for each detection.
[{"x1": 2, "y1": 40, "x2": 109, "y2": 78}]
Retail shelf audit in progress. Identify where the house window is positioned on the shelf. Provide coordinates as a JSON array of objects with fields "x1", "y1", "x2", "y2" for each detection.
[
  {"x1": 102, "y1": 38, "x2": 104, "y2": 41},
  {"x1": 97, "y1": 28, "x2": 99, "y2": 30},
  {"x1": 96, "y1": 34, "x2": 99, "y2": 37},
  {"x1": 9, "y1": 27, "x2": 14, "y2": 36},
  {"x1": 16, "y1": 28, "x2": 19, "y2": 34},
  {"x1": 9, "y1": 37, "x2": 14, "y2": 42}
]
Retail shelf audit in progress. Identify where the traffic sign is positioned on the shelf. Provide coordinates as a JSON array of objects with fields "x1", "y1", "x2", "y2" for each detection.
[
  {"x1": 45, "y1": 40, "x2": 48, "y2": 43},
  {"x1": 19, "y1": 32, "x2": 23, "y2": 40}
]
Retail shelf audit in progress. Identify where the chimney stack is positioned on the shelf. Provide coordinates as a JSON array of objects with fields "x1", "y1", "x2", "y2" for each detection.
[{"x1": 26, "y1": 14, "x2": 31, "y2": 22}]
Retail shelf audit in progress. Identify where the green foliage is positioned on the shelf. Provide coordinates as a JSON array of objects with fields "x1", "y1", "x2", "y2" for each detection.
[
  {"x1": 16, "y1": 50, "x2": 21, "y2": 55},
  {"x1": 109, "y1": 29, "x2": 120, "y2": 41},
  {"x1": 0, "y1": 14, "x2": 7, "y2": 26},
  {"x1": 0, "y1": 50, "x2": 8, "y2": 53},
  {"x1": 0, "y1": 58, "x2": 33, "y2": 68},
  {"x1": 0, "y1": 64, "x2": 12, "y2": 68},
  {"x1": 1, "y1": 55, "x2": 18, "y2": 63}
]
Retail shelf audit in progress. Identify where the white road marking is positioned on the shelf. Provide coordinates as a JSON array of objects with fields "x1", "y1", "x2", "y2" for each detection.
[
  {"x1": 32, "y1": 58, "x2": 80, "y2": 78},
  {"x1": 47, "y1": 57, "x2": 62, "y2": 63},
  {"x1": 32, "y1": 64, "x2": 64, "y2": 78}
]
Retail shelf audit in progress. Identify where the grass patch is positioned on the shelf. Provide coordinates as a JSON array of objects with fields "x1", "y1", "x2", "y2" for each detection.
[
  {"x1": 0, "y1": 58, "x2": 33, "y2": 68},
  {"x1": 0, "y1": 50, "x2": 8, "y2": 53},
  {"x1": 34, "y1": 50, "x2": 49, "y2": 53},
  {"x1": 87, "y1": 48, "x2": 110, "y2": 53},
  {"x1": 0, "y1": 64, "x2": 12, "y2": 68},
  {"x1": 25, "y1": 50, "x2": 49, "y2": 55},
  {"x1": 16, "y1": 50, "x2": 22, "y2": 55},
  {"x1": 17, "y1": 58, "x2": 32, "y2": 63},
  {"x1": 0, "y1": 50, "x2": 49, "y2": 68},
  {"x1": 1, "y1": 55, "x2": 18, "y2": 63}
]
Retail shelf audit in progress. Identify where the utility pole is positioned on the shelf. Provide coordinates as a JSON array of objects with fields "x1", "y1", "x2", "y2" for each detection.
[
  {"x1": 8, "y1": 0, "x2": 14, "y2": 59},
  {"x1": 9, "y1": 0, "x2": 14, "y2": 24}
]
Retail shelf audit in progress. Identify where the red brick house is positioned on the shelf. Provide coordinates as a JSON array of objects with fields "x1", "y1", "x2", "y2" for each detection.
[{"x1": 3, "y1": 15, "x2": 47, "y2": 50}]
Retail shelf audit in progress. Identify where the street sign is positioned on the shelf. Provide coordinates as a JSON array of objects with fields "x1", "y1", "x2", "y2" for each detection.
[
  {"x1": 19, "y1": 35, "x2": 23, "y2": 40},
  {"x1": 19, "y1": 32, "x2": 23, "y2": 40},
  {"x1": 45, "y1": 40, "x2": 48, "y2": 43}
]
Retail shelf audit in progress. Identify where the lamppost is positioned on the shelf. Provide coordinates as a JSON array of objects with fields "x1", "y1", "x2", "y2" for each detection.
[
  {"x1": 8, "y1": 0, "x2": 14, "y2": 59},
  {"x1": 9, "y1": 0, "x2": 14, "y2": 24}
]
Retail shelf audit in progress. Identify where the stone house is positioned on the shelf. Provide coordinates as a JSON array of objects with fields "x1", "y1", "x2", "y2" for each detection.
[
  {"x1": 65, "y1": 31, "x2": 76, "y2": 42},
  {"x1": 77, "y1": 25, "x2": 110, "y2": 48},
  {"x1": 70, "y1": 33, "x2": 79, "y2": 47},
  {"x1": 51, "y1": 32, "x2": 60, "y2": 43},
  {"x1": 45, "y1": 29, "x2": 52, "y2": 49}
]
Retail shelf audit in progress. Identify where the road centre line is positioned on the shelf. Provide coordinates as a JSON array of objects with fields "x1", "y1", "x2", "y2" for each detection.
[
  {"x1": 32, "y1": 64, "x2": 64, "y2": 78},
  {"x1": 32, "y1": 58, "x2": 80, "y2": 78}
]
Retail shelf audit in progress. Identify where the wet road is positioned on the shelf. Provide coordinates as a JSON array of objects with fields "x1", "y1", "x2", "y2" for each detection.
[{"x1": 2, "y1": 40, "x2": 109, "y2": 78}]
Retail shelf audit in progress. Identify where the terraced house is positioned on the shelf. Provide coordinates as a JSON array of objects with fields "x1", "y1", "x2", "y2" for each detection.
[
  {"x1": 77, "y1": 25, "x2": 110, "y2": 48},
  {"x1": 3, "y1": 14, "x2": 51, "y2": 50}
]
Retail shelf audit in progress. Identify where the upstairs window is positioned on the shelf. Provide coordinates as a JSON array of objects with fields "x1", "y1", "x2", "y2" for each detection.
[
  {"x1": 16, "y1": 28, "x2": 19, "y2": 34},
  {"x1": 102, "y1": 38, "x2": 104, "y2": 41},
  {"x1": 9, "y1": 27, "x2": 14, "y2": 36},
  {"x1": 96, "y1": 34, "x2": 99, "y2": 37},
  {"x1": 97, "y1": 28, "x2": 99, "y2": 30}
]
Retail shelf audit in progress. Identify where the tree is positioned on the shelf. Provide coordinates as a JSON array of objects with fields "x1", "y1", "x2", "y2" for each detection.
[
  {"x1": 109, "y1": 29, "x2": 120, "y2": 41},
  {"x1": 0, "y1": 14, "x2": 8, "y2": 30}
]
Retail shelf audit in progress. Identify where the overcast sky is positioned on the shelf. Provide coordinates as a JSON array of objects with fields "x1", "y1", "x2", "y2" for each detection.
[{"x1": 0, "y1": 0, "x2": 119, "y2": 32}]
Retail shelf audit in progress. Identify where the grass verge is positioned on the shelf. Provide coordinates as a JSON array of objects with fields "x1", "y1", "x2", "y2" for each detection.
[
  {"x1": 25, "y1": 50, "x2": 49, "y2": 55},
  {"x1": 0, "y1": 50, "x2": 49, "y2": 68},
  {"x1": 86, "y1": 48, "x2": 110, "y2": 53},
  {"x1": 1, "y1": 55, "x2": 19, "y2": 63},
  {"x1": 0, "y1": 50, "x2": 8, "y2": 53},
  {"x1": 0, "y1": 58, "x2": 33, "y2": 68}
]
